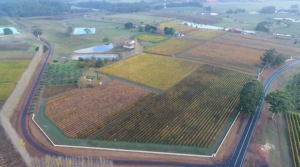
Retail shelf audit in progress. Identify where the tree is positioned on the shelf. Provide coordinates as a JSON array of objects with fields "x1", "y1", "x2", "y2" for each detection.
[
  {"x1": 3, "y1": 28, "x2": 13, "y2": 35},
  {"x1": 43, "y1": 45, "x2": 48, "y2": 53},
  {"x1": 237, "y1": 80, "x2": 265, "y2": 116},
  {"x1": 77, "y1": 61, "x2": 85, "y2": 68},
  {"x1": 31, "y1": 26, "x2": 43, "y2": 39},
  {"x1": 255, "y1": 21, "x2": 269, "y2": 32},
  {"x1": 272, "y1": 54, "x2": 286, "y2": 66},
  {"x1": 294, "y1": 39, "x2": 298, "y2": 45},
  {"x1": 104, "y1": 58, "x2": 111, "y2": 63},
  {"x1": 96, "y1": 58, "x2": 105, "y2": 67},
  {"x1": 138, "y1": 27, "x2": 144, "y2": 32},
  {"x1": 84, "y1": 28, "x2": 91, "y2": 35},
  {"x1": 124, "y1": 22, "x2": 133, "y2": 29},
  {"x1": 164, "y1": 27, "x2": 175, "y2": 35},
  {"x1": 67, "y1": 27, "x2": 73, "y2": 36},
  {"x1": 91, "y1": 79, "x2": 99, "y2": 87},
  {"x1": 259, "y1": 6, "x2": 276, "y2": 14},
  {"x1": 226, "y1": 9, "x2": 233, "y2": 14},
  {"x1": 205, "y1": 6, "x2": 211, "y2": 11},
  {"x1": 145, "y1": 24, "x2": 151, "y2": 32},
  {"x1": 77, "y1": 77, "x2": 87, "y2": 89},
  {"x1": 260, "y1": 49, "x2": 286, "y2": 68},
  {"x1": 265, "y1": 90, "x2": 294, "y2": 119},
  {"x1": 78, "y1": 57, "x2": 84, "y2": 61},
  {"x1": 103, "y1": 37, "x2": 109, "y2": 42}
]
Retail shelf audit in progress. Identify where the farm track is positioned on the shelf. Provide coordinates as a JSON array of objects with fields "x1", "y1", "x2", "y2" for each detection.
[{"x1": 9, "y1": 17, "x2": 300, "y2": 167}]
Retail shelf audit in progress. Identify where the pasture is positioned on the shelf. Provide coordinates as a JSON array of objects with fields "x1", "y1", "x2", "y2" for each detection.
[
  {"x1": 97, "y1": 65, "x2": 253, "y2": 147},
  {"x1": 46, "y1": 81, "x2": 152, "y2": 138},
  {"x1": 0, "y1": 50, "x2": 33, "y2": 60},
  {"x1": 186, "y1": 29, "x2": 226, "y2": 40},
  {"x1": 181, "y1": 42, "x2": 264, "y2": 73},
  {"x1": 0, "y1": 18, "x2": 12, "y2": 26},
  {"x1": 144, "y1": 38, "x2": 203, "y2": 56},
  {"x1": 135, "y1": 33, "x2": 168, "y2": 43},
  {"x1": 98, "y1": 53, "x2": 200, "y2": 90},
  {"x1": 0, "y1": 60, "x2": 30, "y2": 100}
]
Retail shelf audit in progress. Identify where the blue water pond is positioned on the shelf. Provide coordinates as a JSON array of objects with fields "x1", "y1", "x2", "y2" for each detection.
[
  {"x1": 74, "y1": 28, "x2": 96, "y2": 35},
  {"x1": 75, "y1": 43, "x2": 114, "y2": 53},
  {"x1": 0, "y1": 27, "x2": 20, "y2": 34}
]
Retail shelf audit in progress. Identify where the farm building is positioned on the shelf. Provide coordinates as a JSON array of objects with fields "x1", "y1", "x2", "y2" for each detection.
[
  {"x1": 123, "y1": 39, "x2": 135, "y2": 49},
  {"x1": 228, "y1": 28, "x2": 243, "y2": 34}
]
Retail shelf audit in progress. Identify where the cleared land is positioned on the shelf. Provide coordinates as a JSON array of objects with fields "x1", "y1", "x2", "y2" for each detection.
[
  {"x1": 186, "y1": 29, "x2": 226, "y2": 40},
  {"x1": 0, "y1": 60, "x2": 30, "y2": 100},
  {"x1": 0, "y1": 50, "x2": 33, "y2": 60},
  {"x1": 98, "y1": 53, "x2": 200, "y2": 90},
  {"x1": 144, "y1": 38, "x2": 203, "y2": 56},
  {"x1": 43, "y1": 84, "x2": 77, "y2": 98},
  {"x1": 97, "y1": 65, "x2": 253, "y2": 147},
  {"x1": 135, "y1": 33, "x2": 168, "y2": 43},
  {"x1": 174, "y1": 26, "x2": 198, "y2": 34},
  {"x1": 215, "y1": 36, "x2": 300, "y2": 56},
  {"x1": 181, "y1": 42, "x2": 264, "y2": 73},
  {"x1": 159, "y1": 22, "x2": 181, "y2": 29},
  {"x1": 46, "y1": 81, "x2": 153, "y2": 138},
  {"x1": 287, "y1": 112, "x2": 300, "y2": 167}
]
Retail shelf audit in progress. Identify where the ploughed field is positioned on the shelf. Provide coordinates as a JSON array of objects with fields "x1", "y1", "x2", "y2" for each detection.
[
  {"x1": 45, "y1": 81, "x2": 155, "y2": 138},
  {"x1": 287, "y1": 112, "x2": 300, "y2": 167},
  {"x1": 98, "y1": 53, "x2": 200, "y2": 90},
  {"x1": 96, "y1": 65, "x2": 253, "y2": 147}
]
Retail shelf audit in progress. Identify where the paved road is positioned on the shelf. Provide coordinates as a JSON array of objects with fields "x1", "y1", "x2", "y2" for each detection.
[{"x1": 9, "y1": 17, "x2": 300, "y2": 167}]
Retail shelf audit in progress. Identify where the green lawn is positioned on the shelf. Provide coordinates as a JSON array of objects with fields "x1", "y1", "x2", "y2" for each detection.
[
  {"x1": 35, "y1": 100, "x2": 239, "y2": 155},
  {"x1": 0, "y1": 18, "x2": 12, "y2": 26},
  {"x1": 135, "y1": 33, "x2": 169, "y2": 42}
]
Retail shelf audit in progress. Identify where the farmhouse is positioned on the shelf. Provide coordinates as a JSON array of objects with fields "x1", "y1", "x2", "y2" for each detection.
[{"x1": 123, "y1": 39, "x2": 135, "y2": 49}]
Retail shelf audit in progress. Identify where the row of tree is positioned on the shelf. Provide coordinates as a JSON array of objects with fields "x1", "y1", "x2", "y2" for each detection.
[{"x1": 226, "y1": 8, "x2": 246, "y2": 14}]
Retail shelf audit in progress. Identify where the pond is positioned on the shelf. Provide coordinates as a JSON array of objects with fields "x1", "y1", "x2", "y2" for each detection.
[
  {"x1": 74, "y1": 56, "x2": 116, "y2": 60},
  {"x1": 0, "y1": 27, "x2": 20, "y2": 34},
  {"x1": 74, "y1": 43, "x2": 114, "y2": 53},
  {"x1": 73, "y1": 28, "x2": 96, "y2": 35},
  {"x1": 182, "y1": 22, "x2": 223, "y2": 30}
]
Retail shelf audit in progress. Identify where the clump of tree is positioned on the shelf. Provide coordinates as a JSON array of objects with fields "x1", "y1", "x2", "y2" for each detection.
[
  {"x1": 154, "y1": 5, "x2": 165, "y2": 10},
  {"x1": 205, "y1": 6, "x2": 212, "y2": 11},
  {"x1": 255, "y1": 21, "x2": 270, "y2": 32},
  {"x1": 77, "y1": 57, "x2": 112, "y2": 69},
  {"x1": 226, "y1": 9, "x2": 234, "y2": 14},
  {"x1": 265, "y1": 89, "x2": 294, "y2": 119},
  {"x1": 260, "y1": 49, "x2": 286, "y2": 68},
  {"x1": 77, "y1": 76, "x2": 87, "y2": 89},
  {"x1": 145, "y1": 24, "x2": 157, "y2": 33},
  {"x1": 3, "y1": 28, "x2": 13, "y2": 35},
  {"x1": 103, "y1": 37, "x2": 109, "y2": 42},
  {"x1": 66, "y1": 27, "x2": 73, "y2": 37},
  {"x1": 31, "y1": 25, "x2": 43, "y2": 39},
  {"x1": 237, "y1": 80, "x2": 265, "y2": 116},
  {"x1": 164, "y1": 27, "x2": 175, "y2": 35},
  {"x1": 259, "y1": 6, "x2": 276, "y2": 14},
  {"x1": 226, "y1": 8, "x2": 246, "y2": 14},
  {"x1": 124, "y1": 22, "x2": 134, "y2": 29}
]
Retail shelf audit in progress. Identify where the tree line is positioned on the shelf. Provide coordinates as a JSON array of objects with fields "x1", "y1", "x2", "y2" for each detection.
[{"x1": 0, "y1": 0, "x2": 87, "y2": 17}]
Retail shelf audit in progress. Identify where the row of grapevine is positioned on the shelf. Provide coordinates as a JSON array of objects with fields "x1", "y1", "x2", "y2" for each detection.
[
  {"x1": 287, "y1": 112, "x2": 300, "y2": 167},
  {"x1": 286, "y1": 74, "x2": 300, "y2": 111},
  {"x1": 45, "y1": 81, "x2": 152, "y2": 138},
  {"x1": 96, "y1": 65, "x2": 253, "y2": 147}
]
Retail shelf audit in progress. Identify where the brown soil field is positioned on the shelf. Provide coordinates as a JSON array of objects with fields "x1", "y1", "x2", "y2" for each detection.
[
  {"x1": 43, "y1": 84, "x2": 77, "y2": 98},
  {"x1": 141, "y1": 11, "x2": 223, "y2": 25}
]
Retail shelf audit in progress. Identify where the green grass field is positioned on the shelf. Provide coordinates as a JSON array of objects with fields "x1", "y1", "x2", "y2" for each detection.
[
  {"x1": 0, "y1": 60, "x2": 30, "y2": 100},
  {"x1": 135, "y1": 33, "x2": 169, "y2": 42},
  {"x1": 98, "y1": 53, "x2": 200, "y2": 90},
  {"x1": 0, "y1": 18, "x2": 12, "y2": 26}
]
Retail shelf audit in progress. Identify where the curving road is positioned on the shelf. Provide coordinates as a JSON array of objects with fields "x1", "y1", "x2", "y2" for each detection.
[{"x1": 10, "y1": 17, "x2": 300, "y2": 167}]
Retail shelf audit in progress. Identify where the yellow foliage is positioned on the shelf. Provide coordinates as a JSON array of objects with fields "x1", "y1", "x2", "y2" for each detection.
[
  {"x1": 99, "y1": 53, "x2": 200, "y2": 90},
  {"x1": 144, "y1": 38, "x2": 202, "y2": 56}
]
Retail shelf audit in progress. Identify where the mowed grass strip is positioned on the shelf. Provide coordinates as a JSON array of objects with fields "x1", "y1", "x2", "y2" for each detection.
[
  {"x1": 98, "y1": 53, "x2": 200, "y2": 90},
  {"x1": 135, "y1": 33, "x2": 168, "y2": 43},
  {"x1": 186, "y1": 29, "x2": 226, "y2": 40},
  {"x1": 144, "y1": 38, "x2": 203, "y2": 56},
  {"x1": 0, "y1": 60, "x2": 30, "y2": 100},
  {"x1": 181, "y1": 42, "x2": 264, "y2": 73}
]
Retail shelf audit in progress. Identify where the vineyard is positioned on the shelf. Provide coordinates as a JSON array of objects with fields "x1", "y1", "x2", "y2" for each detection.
[
  {"x1": 175, "y1": 26, "x2": 198, "y2": 34},
  {"x1": 214, "y1": 37, "x2": 300, "y2": 56},
  {"x1": 287, "y1": 112, "x2": 300, "y2": 167},
  {"x1": 46, "y1": 81, "x2": 153, "y2": 138},
  {"x1": 186, "y1": 29, "x2": 226, "y2": 40},
  {"x1": 0, "y1": 60, "x2": 31, "y2": 100},
  {"x1": 135, "y1": 34, "x2": 168, "y2": 42},
  {"x1": 98, "y1": 53, "x2": 200, "y2": 90},
  {"x1": 144, "y1": 38, "x2": 202, "y2": 56},
  {"x1": 181, "y1": 42, "x2": 264, "y2": 73},
  {"x1": 97, "y1": 65, "x2": 253, "y2": 147},
  {"x1": 286, "y1": 74, "x2": 300, "y2": 111},
  {"x1": 43, "y1": 84, "x2": 77, "y2": 98}
]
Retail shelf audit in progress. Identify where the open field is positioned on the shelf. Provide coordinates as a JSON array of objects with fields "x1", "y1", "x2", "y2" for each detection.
[
  {"x1": 174, "y1": 26, "x2": 198, "y2": 34},
  {"x1": 159, "y1": 22, "x2": 181, "y2": 29},
  {"x1": 286, "y1": 112, "x2": 300, "y2": 167},
  {"x1": 97, "y1": 65, "x2": 253, "y2": 147},
  {"x1": 98, "y1": 53, "x2": 200, "y2": 90},
  {"x1": 0, "y1": 18, "x2": 12, "y2": 26},
  {"x1": 144, "y1": 38, "x2": 203, "y2": 56},
  {"x1": 0, "y1": 60, "x2": 30, "y2": 100},
  {"x1": 186, "y1": 29, "x2": 226, "y2": 40},
  {"x1": 46, "y1": 81, "x2": 152, "y2": 138},
  {"x1": 0, "y1": 44, "x2": 31, "y2": 51},
  {"x1": 135, "y1": 33, "x2": 168, "y2": 43},
  {"x1": 157, "y1": 7, "x2": 201, "y2": 14},
  {"x1": 214, "y1": 37, "x2": 300, "y2": 56},
  {"x1": 0, "y1": 50, "x2": 33, "y2": 60},
  {"x1": 181, "y1": 42, "x2": 264, "y2": 73}
]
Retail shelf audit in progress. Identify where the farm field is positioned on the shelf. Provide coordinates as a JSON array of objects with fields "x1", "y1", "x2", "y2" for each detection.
[
  {"x1": 43, "y1": 84, "x2": 77, "y2": 98},
  {"x1": 97, "y1": 65, "x2": 253, "y2": 147},
  {"x1": 98, "y1": 53, "x2": 200, "y2": 90},
  {"x1": 0, "y1": 60, "x2": 30, "y2": 100},
  {"x1": 0, "y1": 18, "x2": 12, "y2": 26},
  {"x1": 0, "y1": 50, "x2": 33, "y2": 60},
  {"x1": 186, "y1": 29, "x2": 226, "y2": 40},
  {"x1": 135, "y1": 33, "x2": 168, "y2": 43},
  {"x1": 180, "y1": 42, "x2": 265, "y2": 73},
  {"x1": 286, "y1": 74, "x2": 300, "y2": 112},
  {"x1": 286, "y1": 112, "x2": 300, "y2": 167},
  {"x1": 214, "y1": 37, "x2": 300, "y2": 56},
  {"x1": 159, "y1": 22, "x2": 181, "y2": 30},
  {"x1": 174, "y1": 26, "x2": 198, "y2": 34},
  {"x1": 144, "y1": 38, "x2": 202, "y2": 56},
  {"x1": 0, "y1": 44, "x2": 31, "y2": 51},
  {"x1": 45, "y1": 81, "x2": 153, "y2": 138}
]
